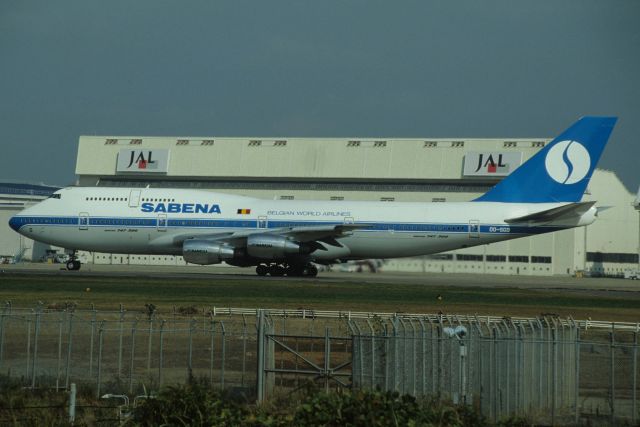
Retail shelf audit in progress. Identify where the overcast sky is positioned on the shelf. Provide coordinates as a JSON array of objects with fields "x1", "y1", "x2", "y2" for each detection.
[{"x1": 1, "y1": 1, "x2": 638, "y2": 192}]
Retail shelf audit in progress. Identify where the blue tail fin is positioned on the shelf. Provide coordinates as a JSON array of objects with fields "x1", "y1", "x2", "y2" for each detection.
[{"x1": 474, "y1": 116, "x2": 617, "y2": 203}]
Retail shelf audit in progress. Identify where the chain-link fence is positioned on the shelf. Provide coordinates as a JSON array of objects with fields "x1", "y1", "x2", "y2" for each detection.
[
  {"x1": 0, "y1": 303, "x2": 638, "y2": 425},
  {"x1": 0, "y1": 303, "x2": 257, "y2": 398},
  {"x1": 350, "y1": 317, "x2": 582, "y2": 424}
]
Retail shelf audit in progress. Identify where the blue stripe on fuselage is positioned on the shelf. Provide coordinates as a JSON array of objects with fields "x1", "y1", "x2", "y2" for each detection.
[{"x1": 9, "y1": 215, "x2": 564, "y2": 235}]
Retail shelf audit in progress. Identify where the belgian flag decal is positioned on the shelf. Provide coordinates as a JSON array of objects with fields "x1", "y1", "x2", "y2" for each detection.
[{"x1": 237, "y1": 208, "x2": 251, "y2": 215}]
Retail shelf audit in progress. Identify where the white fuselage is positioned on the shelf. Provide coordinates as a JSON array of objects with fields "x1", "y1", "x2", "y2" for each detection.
[{"x1": 10, "y1": 187, "x2": 594, "y2": 262}]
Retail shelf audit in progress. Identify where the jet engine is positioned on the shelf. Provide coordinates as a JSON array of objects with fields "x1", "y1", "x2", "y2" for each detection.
[
  {"x1": 246, "y1": 234, "x2": 304, "y2": 259},
  {"x1": 182, "y1": 240, "x2": 235, "y2": 265}
]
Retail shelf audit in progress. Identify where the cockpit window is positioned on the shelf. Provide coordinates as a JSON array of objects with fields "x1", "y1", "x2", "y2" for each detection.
[{"x1": 48, "y1": 194, "x2": 61, "y2": 199}]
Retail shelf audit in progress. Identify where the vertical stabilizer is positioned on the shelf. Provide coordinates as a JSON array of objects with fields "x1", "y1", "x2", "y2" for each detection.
[{"x1": 475, "y1": 117, "x2": 617, "y2": 203}]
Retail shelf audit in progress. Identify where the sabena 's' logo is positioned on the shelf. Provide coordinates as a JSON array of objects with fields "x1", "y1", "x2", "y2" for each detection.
[{"x1": 544, "y1": 140, "x2": 591, "y2": 184}]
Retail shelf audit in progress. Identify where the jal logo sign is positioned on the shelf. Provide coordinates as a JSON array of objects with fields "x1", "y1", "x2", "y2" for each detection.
[
  {"x1": 116, "y1": 150, "x2": 169, "y2": 174},
  {"x1": 463, "y1": 152, "x2": 522, "y2": 177}
]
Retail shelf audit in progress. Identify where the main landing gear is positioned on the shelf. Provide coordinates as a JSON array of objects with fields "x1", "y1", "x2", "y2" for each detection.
[
  {"x1": 65, "y1": 251, "x2": 81, "y2": 271},
  {"x1": 256, "y1": 263, "x2": 318, "y2": 278}
]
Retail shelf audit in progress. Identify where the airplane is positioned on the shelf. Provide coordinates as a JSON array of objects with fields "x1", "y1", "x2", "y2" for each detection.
[{"x1": 8, "y1": 117, "x2": 616, "y2": 277}]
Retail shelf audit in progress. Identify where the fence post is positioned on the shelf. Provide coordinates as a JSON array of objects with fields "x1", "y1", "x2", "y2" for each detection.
[
  {"x1": 210, "y1": 316, "x2": 216, "y2": 386},
  {"x1": 609, "y1": 330, "x2": 615, "y2": 425},
  {"x1": 26, "y1": 312, "x2": 32, "y2": 381},
  {"x1": 460, "y1": 334, "x2": 467, "y2": 405},
  {"x1": 89, "y1": 308, "x2": 96, "y2": 378},
  {"x1": 502, "y1": 321, "x2": 510, "y2": 415},
  {"x1": 418, "y1": 318, "x2": 426, "y2": 396},
  {"x1": 475, "y1": 319, "x2": 485, "y2": 415},
  {"x1": 439, "y1": 323, "x2": 445, "y2": 398},
  {"x1": 575, "y1": 327, "x2": 581, "y2": 424},
  {"x1": 513, "y1": 322, "x2": 519, "y2": 415},
  {"x1": 96, "y1": 320, "x2": 105, "y2": 399},
  {"x1": 392, "y1": 317, "x2": 398, "y2": 391},
  {"x1": 551, "y1": 326, "x2": 557, "y2": 426},
  {"x1": 427, "y1": 317, "x2": 436, "y2": 394},
  {"x1": 257, "y1": 310, "x2": 265, "y2": 402},
  {"x1": 383, "y1": 323, "x2": 389, "y2": 392},
  {"x1": 159, "y1": 320, "x2": 166, "y2": 386},
  {"x1": 220, "y1": 321, "x2": 226, "y2": 388},
  {"x1": 398, "y1": 318, "x2": 407, "y2": 394},
  {"x1": 147, "y1": 315, "x2": 154, "y2": 374},
  {"x1": 324, "y1": 326, "x2": 331, "y2": 392},
  {"x1": 0, "y1": 303, "x2": 7, "y2": 369},
  {"x1": 632, "y1": 331, "x2": 637, "y2": 425},
  {"x1": 409, "y1": 320, "x2": 417, "y2": 396},
  {"x1": 65, "y1": 313, "x2": 74, "y2": 389},
  {"x1": 366, "y1": 319, "x2": 376, "y2": 390},
  {"x1": 69, "y1": 383, "x2": 76, "y2": 424},
  {"x1": 346, "y1": 321, "x2": 357, "y2": 388},
  {"x1": 492, "y1": 326, "x2": 498, "y2": 423},
  {"x1": 188, "y1": 318, "x2": 195, "y2": 380},
  {"x1": 31, "y1": 304, "x2": 42, "y2": 388},
  {"x1": 537, "y1": 319, "x2": 543, "y2": 409},
  {"x1": 56, "y1": 311, "x2": 64, "y2": 391},
  {"x1": 241, "y1": 315, "x2": 247, "y2": 387},
  {"x1": 353, "y1": 321, "x2": 364, "y2": 389},
  {"x1": 129, "y1": 319, "x2": 138, "y2": 394},
  {"x1": 118, "y1": 304, "x2": 124, "y2": 378}
]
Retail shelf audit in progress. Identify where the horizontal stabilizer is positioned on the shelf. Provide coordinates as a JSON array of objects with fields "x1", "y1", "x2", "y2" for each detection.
[{"x1": 505, "y1": 201, "x2": 596, "y2": 224}]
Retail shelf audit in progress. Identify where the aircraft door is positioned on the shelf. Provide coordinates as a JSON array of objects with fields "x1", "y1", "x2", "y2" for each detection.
[
  {"x1": 257, "y1": 216, "x2": 268, "y2": 229},
  {"x1": 157, "y1": 214, "x2": 168, "y2": 232},
  {"x1": 129, "y1": 190, "x2": 141, "y2": 207},
  {"x1": 469, "y1": 220, "x2": 480, "y2": 238},
  {"x1": 343, "y1": 216, "x2": 354, "y2": 225},
  {"x1": 79, "y1": 212, "x2": 89, "y2": 231}
]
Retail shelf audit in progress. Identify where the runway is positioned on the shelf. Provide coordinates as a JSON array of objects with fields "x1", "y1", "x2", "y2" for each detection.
[{"x1": 2, "y1": 262, "x2": 639, "y2": 294}]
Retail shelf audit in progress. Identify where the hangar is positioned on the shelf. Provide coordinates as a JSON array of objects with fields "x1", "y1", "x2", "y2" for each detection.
[{"x1": 70, "y1": 134, "x2": 639, "y2": 277}]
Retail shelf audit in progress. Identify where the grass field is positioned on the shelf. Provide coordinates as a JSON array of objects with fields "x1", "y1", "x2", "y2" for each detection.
[{"x1": 1, "y1": 271, "x2": 639, "y2": 322}]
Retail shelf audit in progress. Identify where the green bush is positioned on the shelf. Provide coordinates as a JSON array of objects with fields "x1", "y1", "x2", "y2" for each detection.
[
  {"x1": 291, "y1": 389, "x2": 472, "y2": 426},
  {"x1": 0, "y1": 376, "x2": 69, "y2": 427},
  {"x1": 127, "y1": 382, "x2": 249, "y2": 427},
  {"x1": 127, "y1": 382, "x2": 512, "y2": 427}
]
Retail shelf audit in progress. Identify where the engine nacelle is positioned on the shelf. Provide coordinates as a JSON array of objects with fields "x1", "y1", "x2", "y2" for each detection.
[
  {"x1": 183, "y1": 240, "x2": 235, "y2": 265},
  {"x1": 246, "y1": 234, "x2": 302, "y2": 259}
]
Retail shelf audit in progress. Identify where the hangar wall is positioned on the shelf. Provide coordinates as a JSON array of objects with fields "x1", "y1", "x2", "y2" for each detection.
[{"x1": 67, "y1": 135, "x2": 637, "y2": 276}]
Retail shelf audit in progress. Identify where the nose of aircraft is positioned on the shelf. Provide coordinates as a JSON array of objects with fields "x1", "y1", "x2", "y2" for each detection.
[{"x1": 8, "y1": 215, "x2": 21, "y2": 232}]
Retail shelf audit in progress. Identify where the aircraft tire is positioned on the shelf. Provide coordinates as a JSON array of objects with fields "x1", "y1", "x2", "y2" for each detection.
[
  {"x1": 256, "y1": 265, "x2": 268, "y2": 276},
  {"x1": 66, "y1": 260, "x2": 81, "y2": 271}
]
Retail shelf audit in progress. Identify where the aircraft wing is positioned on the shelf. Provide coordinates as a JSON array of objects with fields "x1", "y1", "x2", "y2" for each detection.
[
  {"x1": 277, "y1": 224, "x2": 369, "y2": 242},
  {"x1": 504, "y1": 201, "x2": 596, "y2": 224},
  {"x1": 152, "y1": 223, "x2": 369, "y2": 248}
]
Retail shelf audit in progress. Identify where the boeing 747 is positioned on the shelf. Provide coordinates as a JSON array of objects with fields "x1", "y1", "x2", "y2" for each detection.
[{"x1": 9, "y1": 117, "x2": 616, "y2": 276}]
